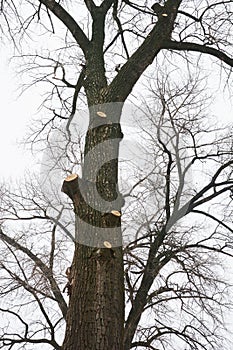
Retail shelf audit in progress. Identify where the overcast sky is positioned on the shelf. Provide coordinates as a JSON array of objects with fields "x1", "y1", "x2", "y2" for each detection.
[
  {"x1": 0, "y1": 49, "x2": 232, "y2": 182},
  {"x1": 0, "y1": 54, "x2": 37, "y2": 180}
]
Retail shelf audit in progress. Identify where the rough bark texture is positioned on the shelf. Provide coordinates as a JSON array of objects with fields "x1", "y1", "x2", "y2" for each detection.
[
  {"x1": 62, "y1": 242, "x2": 124, "y2": 350},
  {"x1": 59, "y1": 1, "x2": 183, "y2": 349},
  {"x1": 62, "y1": 106, "x2": 125, "y2": 350},
  {"x1": 2, "y1": 0, "x2": 233, "y2": 348}
]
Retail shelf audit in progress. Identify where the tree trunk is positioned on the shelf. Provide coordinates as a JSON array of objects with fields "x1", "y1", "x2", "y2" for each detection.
[
  {"x1": 60, "y1": 2, "x2": 182, "y2": 348},
  {"x1": 62, "y1": 104, "x2": 125, "y2": 350},
  {"x1": 62, "y1": 241, "x2": 124, "y2": 350}
]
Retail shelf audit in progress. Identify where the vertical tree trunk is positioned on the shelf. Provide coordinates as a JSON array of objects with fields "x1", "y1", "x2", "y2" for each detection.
[
  {"x1": 62, "y1": 104, "x2": 125, "y2": 350},
  {"x1": 62, "y1": 241, "x2": 124, "y2": 350}
]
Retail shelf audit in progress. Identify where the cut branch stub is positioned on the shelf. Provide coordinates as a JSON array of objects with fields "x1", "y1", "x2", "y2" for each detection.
[
  {"x1": 61, "y1": 174, "x2": 79, "y2": 201},
  {"x1": 103, "y1": 241, "x2": 112, "y2": 248},
  {"x1": 97, "y1": 111, "x2": 107, "y2": 118},
  {"x1": 111, "y1": 210, "x2": 121, "y2": 217},
  {"x1": 61, "y1": 174, "x2": 121, "y2": 229}
]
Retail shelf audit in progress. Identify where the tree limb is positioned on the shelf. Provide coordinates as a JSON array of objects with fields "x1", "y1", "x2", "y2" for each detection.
[
  {"x1": 38, "y1": 0, "x2": 90, "y2": 53},
  {"x1": 106, "y1": 0, "x2": 182, "y2": 102},
  {"x1": 84, "y1": 0, "x2": 96, "y2": 14},
  {"x1": 192, "y1": 209, "x2": 233, "y2": 234},
  {"x1": 100, "y1": 0, "x2": 115, "y2": 13},
  {"x1": 162, "y1": 40, "x2": 233, "y2": 67},
  {"x1": 0, "y1": 228, "x2": 67, "y2": 318}
]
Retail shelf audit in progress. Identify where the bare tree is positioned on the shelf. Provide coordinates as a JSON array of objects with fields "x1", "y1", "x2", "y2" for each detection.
[
  {"x1": 122, "y1": 72, "x2": 233, "y2": 350},
  {"x1": 1, "y1": 72, "x2": 233, "y2": 349},
  {"x1": 0, "y1": 1, "x2": 233, "y2": 349}
]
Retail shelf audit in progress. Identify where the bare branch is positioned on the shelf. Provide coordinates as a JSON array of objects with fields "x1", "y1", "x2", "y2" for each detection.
[
  {"x1": 162, "y1": 40, "x2": 233, "y2": 68},
  {"x1": 0, "y1": 228, "x2": 67, "y2": 318},
  {"x1": 84, "y1": 0, "x2": 96, "y2": 14},
  {"x1": 39, "y1": 0, "x2": 90, "y2": 53},
  {"x1": 106, "y1": 0, "x2": 182, "y2": 102}
]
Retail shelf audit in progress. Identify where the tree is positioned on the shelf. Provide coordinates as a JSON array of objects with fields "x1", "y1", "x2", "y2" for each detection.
[
  {"x1": 0, "y1": 74, "x2": 233, "y2": 349},
  {"x1": 0, "y1": 1, "x2": 233, "y2": 349},
  {"x1": 1, "y1": 74, "x2": 233, "y2": 350}
]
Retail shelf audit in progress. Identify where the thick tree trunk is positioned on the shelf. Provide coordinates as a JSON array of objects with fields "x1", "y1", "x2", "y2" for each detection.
[
  {"x1": 62, "y1": 240, "x2": 124, "y2": 350},
  {"x1": 60, "y1": 2, "x2": 182, "y2": 348},
  {"x1": 62, "y1": 104, "x2": 125, "y2": 350}
]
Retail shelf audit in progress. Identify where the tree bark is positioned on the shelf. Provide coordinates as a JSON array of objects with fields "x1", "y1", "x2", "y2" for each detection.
[
  {"x1": 62, "y1": 240, "x2": 124, "y2": 350},
  {"x1": 62, "y1": 104, "x2": 125, "y2": 350},
  {"x1": 59, "y1": 1, "x2": 183, "y2": 349}
]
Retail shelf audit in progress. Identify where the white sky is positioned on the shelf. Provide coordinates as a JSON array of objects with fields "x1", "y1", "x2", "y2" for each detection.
[
  {"x1": 0, "y1": 54, "x2": 37, "y2": 180},
  {"x1": 0, "y1": 38, "x2": 232, "y2": 350},
  {"x1": 0, "y1": 49, "x2": 232, "y2": 182}
]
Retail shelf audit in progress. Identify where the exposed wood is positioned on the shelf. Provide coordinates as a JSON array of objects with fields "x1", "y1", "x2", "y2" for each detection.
[
  {"x1": 111, "y1": 210, "x2": 121, "y2": 217},
  {"x1": 61, "y1": 174, "x2": 79, "y2": 201},
  {"x1": 103, "y1": 241, "x2": 112, "y2": 248},
  {"x1": 97, "y1": 111, "x2": 107, "y2": 118}
]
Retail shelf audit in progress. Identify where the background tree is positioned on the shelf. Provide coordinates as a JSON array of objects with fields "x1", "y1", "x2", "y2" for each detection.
[{"x1": 0, "y1": 1, "x2": 233, "y2": 350}]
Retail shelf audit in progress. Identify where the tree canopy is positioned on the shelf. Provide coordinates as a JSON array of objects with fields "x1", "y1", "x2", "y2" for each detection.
[{"x1": 0, "y1": 1, "x2": 233, "y2": 350}]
